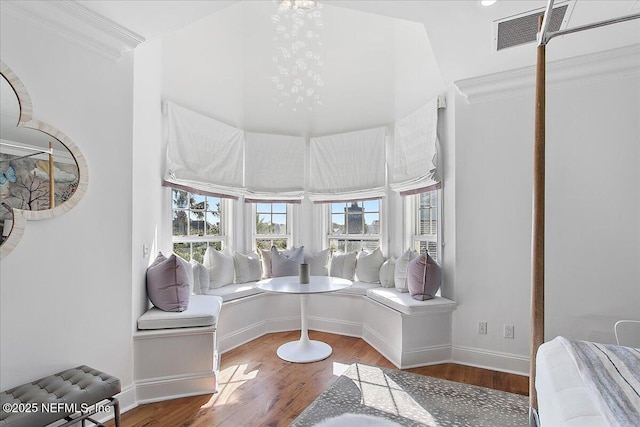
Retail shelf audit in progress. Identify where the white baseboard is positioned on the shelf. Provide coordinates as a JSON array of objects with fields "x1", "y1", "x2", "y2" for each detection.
[
  {"x1": 135, "y1": 372, "x2": 217, "y2": 404},
  {"x1": 401, "y1": 346, "x2": 453, "y2": 369},
  {"x1": 452, "y1": 345, "x2": 530, "y2": 376},
  {"x1": 218, "y1": 317, "x2": 300, "y2": 354},
  {"x1": 362, "y1": 324, "x2": 401, "y2": 367},
  {"x1": 308, "y1": 315, "x2": 363, "y2": 338}
]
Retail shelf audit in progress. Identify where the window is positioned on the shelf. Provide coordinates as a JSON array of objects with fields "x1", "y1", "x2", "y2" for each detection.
[
  {"x1": 328, "y1": 199, "x2": 381, "y2": 252},
  {"x1": 254, "y1": 202, "x2": 290, "y2": 250},
  {"x1": 412, "y1": 190, "x2": 440, "y2": 261},
  {"x1": 172, "y1": 189, "x2": 224, "y2": 262}
]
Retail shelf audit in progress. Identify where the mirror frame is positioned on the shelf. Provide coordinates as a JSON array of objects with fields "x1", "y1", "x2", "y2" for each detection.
[{"x1": 0, "y1": 61, "x2": 89, "y2": 259}]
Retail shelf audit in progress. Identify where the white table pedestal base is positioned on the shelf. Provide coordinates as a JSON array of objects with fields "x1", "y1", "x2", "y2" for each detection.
[
  {"x1": 277, "y1": 340, "x2": 332, "y2": 363},
  {"x1": 277, "y1": 293, "x2": 333, "y2": 363}
]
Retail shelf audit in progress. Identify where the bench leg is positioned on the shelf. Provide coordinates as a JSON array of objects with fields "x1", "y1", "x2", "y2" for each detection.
[{"x1": 112, "y1": 398, "x2": 121, "y2": 427}]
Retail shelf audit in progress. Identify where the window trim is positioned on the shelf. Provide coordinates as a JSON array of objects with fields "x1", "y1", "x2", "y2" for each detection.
[
  {"x1": 252, "y1": 202, "x2": 293, "y2": 251},
  {"x1": 407, "y1": 189, "x2": 442, "y2": 261},
  {"x1": 170, "y1": 189, "x2": 228, "y2": 261},
  {"x1": 326, "y1": 199, "x2": 383, "y2": 251}
]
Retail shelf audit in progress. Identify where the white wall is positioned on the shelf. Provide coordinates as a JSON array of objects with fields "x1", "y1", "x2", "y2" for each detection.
[
  {"x1": 452, "y1": 71, "x2": 640, "y2": 373},
  {"x1": 0, "y1": 13, "x2": 135, "y2": 391},
  {"x1": 132, "y1": 38, "x2": 168, "y2": 327}
]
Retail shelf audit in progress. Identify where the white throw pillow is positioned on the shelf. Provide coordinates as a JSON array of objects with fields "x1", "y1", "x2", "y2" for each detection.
[
  {"x1": 330, "y1": 252, "x2": 357, "y2": 280},
  {"x1": 258, "y1": 247, "x2": 272, "y2": 279},
  {"x1": 355, "y1": 248, "x2": 385, "y2": 283},
  {"x1": 190, "y1": 259, "x2": 210, "y2": 294},
  {"x1": 379, "y1": 257, "x2": 396, "y2": 288},
  {"x1": 304, "y1": 248, "x2": 330, "y2": 276},
  {"x1": 234, "y1": 252, "x2": 261, "y2": 283},
  {"x1": 181, "y1": 255, "x2": 194, "y2": 295},
  {"x1": 394, "y1": 248, "x2": 418, "y2": 292},
  {"x1": 203, "y1": 247, "x2": 235, "y2": 289}
]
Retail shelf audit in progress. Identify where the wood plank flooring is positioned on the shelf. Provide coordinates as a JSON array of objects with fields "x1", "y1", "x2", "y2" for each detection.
[{"x1": 111, "y1": 331, "x2": 528, "y2": 427}]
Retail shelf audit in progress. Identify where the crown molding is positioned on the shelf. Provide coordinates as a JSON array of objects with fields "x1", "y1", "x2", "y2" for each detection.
[
  {"x1": 455, "y1": 44, "x2": 640, "y2": 104},
  {"x1": 1, "y1": 0, "x2": 145, "y2": 61}
]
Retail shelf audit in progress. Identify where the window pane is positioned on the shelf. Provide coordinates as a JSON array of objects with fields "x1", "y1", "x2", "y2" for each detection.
[
  {"x1": 419, "y1": 192, "x2": 431, "y2": 208},
  {"x1": 207, "y1": 197, "x2": 221, "y2": 214},
  {"x1": 256, "y1": 214, "x2": 273, "y2": 234},
  {"x1": 173, "y1": 211, "x2": 188, "y2": 236},
  {"x1": 271, "y1": 203, "x2": 286, "y2": 214},
  {"x1": 331, "y1": 203, "x2": 346, "y2": 214},
  {"x1": 328, "y1": 239, "x2": 345, "y2": 253},
  {"x1": 173, "y1": 190, "x2": 189, "y2": 209},
  {"x1": 256, "y1": 203, "x2": 271, "y2": 213},
  {"x1": 190, "y1": 194, "x2": 206, "y2": 210},
  {"x1": 363, "y1": 199, "x2": 379, "y2": 212},
  {"x1": 346, "y1": 240, "x2": 362, "y2": 252},
  {"x1": 192, "y1": 242, "x2": 208, "y2": 263},
  {"x1": 364, "y1": 213, "x2": 379, "y2": 234},
  {"x1": 173, "y1": 242, "x2": 190, "y2": 260},
  {"x1": 189, "y1": 211, "x2": 205, "y2": 236},
  {"x1": 205, "y1": 211, "x2": 220, "y2": 235},
  {"x1": 363, "y1": 240, "x2": 379, "y2": 252},
  {"x1": 272, "y1": 214, "x2": 287, "y2": 234}
]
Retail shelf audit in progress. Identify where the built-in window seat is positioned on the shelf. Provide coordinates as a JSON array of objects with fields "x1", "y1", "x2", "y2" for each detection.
[
  {"x1": 214, "y1": 282, "x2": 456, "y2": 370},
  {"x1": 133, "y1": 295, "x2": 222, "y2": 403}
]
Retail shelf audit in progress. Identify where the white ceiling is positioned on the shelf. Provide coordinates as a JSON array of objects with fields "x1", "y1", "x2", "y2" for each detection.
[{"x1": 75, "y1": 0, "x2": 640, "y2": 136}]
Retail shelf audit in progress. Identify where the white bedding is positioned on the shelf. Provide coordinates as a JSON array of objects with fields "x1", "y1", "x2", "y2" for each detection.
[
  {"x1": 537, "y1": 336, "x2": 640, "y2": 426},
  {"x1": 536, "y1": 337, "x2": 607, "y2": 427}
]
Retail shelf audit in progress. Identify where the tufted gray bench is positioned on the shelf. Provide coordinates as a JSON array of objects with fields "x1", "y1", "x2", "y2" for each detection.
[{"x1": 0, "y1": 365, "x2": 120, "y2": 427}]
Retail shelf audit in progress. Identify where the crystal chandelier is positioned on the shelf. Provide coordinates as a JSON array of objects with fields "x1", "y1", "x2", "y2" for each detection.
[
  {"x1": 278, "y1": 0, "x2": 317, "y2": 11},
  {"x1": 271, "y1": 1, "x2": 323, "y2": 111}
]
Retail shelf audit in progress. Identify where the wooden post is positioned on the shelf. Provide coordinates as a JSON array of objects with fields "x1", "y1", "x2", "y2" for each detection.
[
  {"x1": 530, "y1": 16, "x2": 546, "y2": 414},
  {"x1": 49, "y1": 141, "x2": 55, "y2": 209}
]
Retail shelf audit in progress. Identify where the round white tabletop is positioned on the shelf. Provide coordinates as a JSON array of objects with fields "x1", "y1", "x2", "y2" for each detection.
[
  {"x1": 256, "y1": 275, "x2": 352, "y2": 363},
  {"x1": 256, "y1": 275, "x2": 351, "y2": 294}
]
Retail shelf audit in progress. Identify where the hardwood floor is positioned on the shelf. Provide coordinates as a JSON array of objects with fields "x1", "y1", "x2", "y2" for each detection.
[{"x1": 111, "y1": 331, "x2": 528, "y2": 426}]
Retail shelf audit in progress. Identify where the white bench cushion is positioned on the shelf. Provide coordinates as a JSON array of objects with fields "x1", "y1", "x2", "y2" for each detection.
[
  {"x1": 205, "y1": 282, "x2": 264, "y2": 302},
  {"x1": 367, "y1": 288, "x2": 456, "y2": 315},
  {"x1": 337, "y1": 281, "x2": 380, "y2": 296},
  {"x1": 138, "y1": 295, "x2": 222, "y2": 330}
]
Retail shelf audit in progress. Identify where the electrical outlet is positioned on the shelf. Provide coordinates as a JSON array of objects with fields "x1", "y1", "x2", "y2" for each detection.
[
  {"x1": 504, "y1": 324, "x2": 514, "y2": 339},
  {"x1": 478, "y1": 321, "x2": 487, "y2": 335},
  {"x1": 143, "y1": 244, "x2": 150, "y2": 258}
]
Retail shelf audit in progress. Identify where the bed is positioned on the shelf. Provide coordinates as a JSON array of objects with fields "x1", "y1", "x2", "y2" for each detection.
[
  {"x1": 529, "y1": 1, "x2": 640, "y2": 425},
  {"x1": 536, "y1": 336, "x2": 640, "y2": 426}
]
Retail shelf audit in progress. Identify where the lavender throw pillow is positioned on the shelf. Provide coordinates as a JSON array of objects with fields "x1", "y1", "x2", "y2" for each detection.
[
  {"x1": 146, "y1": 252, "x2": 191, "y2": 312},
  {"x1": 271, "y1": 246, "x2": 304, "y2": 277},
  {"x1": 406, "y1": 253, "x2": 441, "y2": 301}
]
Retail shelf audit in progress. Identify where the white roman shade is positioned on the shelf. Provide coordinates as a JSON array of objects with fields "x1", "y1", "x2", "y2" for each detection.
[
  {"x1": 164, "y1": 101, "x2": 245, "y2": 198},
  {"x1": 244, "y1": 132, "x2": 305, "y2": 202},
  {"x1": 308, "y1": 127, "x2": 386, "y2": 202},
  {"x1": 391, "y1": 98, "x2": 441, "y2": 195}
]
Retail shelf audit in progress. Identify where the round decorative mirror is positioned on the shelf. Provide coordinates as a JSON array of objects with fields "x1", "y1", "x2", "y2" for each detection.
[{"x1": 0, "y1": 62, "x2": 88, "y2": 258}]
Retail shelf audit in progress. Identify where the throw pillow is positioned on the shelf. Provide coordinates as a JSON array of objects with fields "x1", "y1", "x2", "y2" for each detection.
[
  {"x1": 203, "y1": 247, "x2": 235, "y2": 289},
  {"x1": 146, "y1": 252, "x2": 190, "y2": 312},
  {"x1": 190, "y1": 259, "x2": 210, "y2": 294},
  {"x1": 355, "y1": 248, "x2": 385, "y2": 283},
  {"x1": 304, "y1": 248, "x2": 330, "y2": 276},
  {"x1": 379, "y1": 257, "x2": 396, "y2": 288},
  {"x1": 234, "y1": 252, "x2": 261, "y2": 283},
  {"x1": 394, "y1": 248, "x2": 418, "y2": 293},
  {"x1": 330, "y1": 252, "x2": 357, "y2": 280},
  {"x1": 407, "y1": 253, "x2": 441, "y2": 301},
  {"x1": 271, "y1": 246, "x2": 304, "y2": 277}
]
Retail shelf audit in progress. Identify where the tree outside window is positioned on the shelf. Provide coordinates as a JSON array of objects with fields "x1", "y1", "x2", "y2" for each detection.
[{"x1": 172, "y1": 189, "x2": 224, "y2": 262}]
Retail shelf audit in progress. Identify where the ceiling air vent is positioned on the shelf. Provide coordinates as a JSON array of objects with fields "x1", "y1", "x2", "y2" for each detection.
[{"x1": 495, "y1": 3, "x2": 570, "y2": 51}]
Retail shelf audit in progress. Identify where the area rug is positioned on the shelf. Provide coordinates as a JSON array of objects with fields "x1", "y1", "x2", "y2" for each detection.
[{"x1": 290, "y1": 363, "x2": 529, "y2": 427}]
